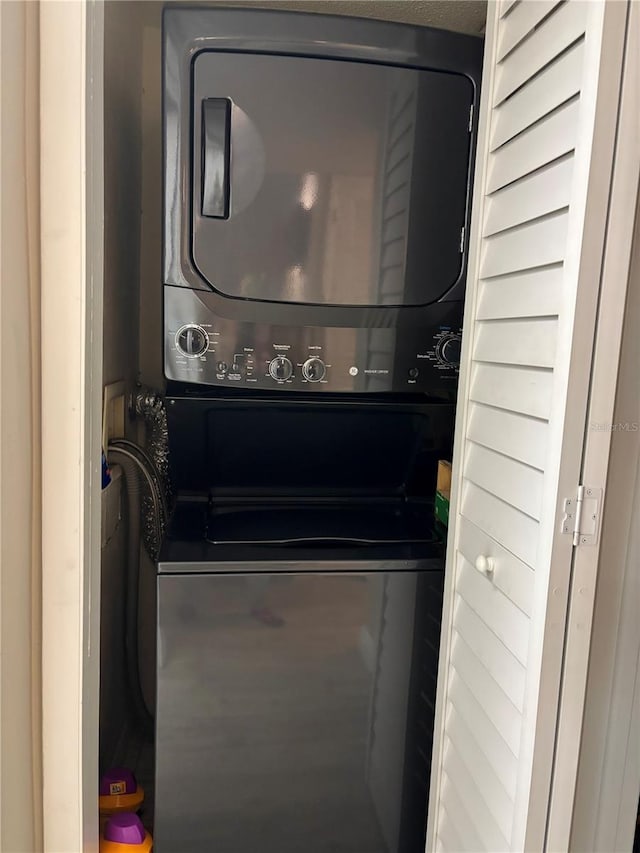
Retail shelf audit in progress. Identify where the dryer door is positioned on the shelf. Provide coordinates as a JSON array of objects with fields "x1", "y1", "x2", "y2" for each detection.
[{"x1": 190, "y1": 52, "x2": 473, "y2": 308}]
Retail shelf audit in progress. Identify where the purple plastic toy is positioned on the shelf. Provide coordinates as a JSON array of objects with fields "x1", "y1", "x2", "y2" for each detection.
[
  {"x1": 104, "y1": 814, "x2": 147, "y2": 845},
  {"x1": 100, "y1": 767, "x2": 137, "y2": 797}
]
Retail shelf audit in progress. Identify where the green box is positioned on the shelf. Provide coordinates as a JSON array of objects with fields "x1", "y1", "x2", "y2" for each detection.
[
  {"x1": 435, "y1": 489, "x2": 450, "y2": 528},
  {"x1": 435, "y1": 459, "x2": 452, "y2": 530}
]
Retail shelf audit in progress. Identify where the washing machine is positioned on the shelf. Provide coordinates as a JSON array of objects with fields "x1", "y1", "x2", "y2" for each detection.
[{"x1": 154, "y1": 393, "x2": 453, "y2": 852}]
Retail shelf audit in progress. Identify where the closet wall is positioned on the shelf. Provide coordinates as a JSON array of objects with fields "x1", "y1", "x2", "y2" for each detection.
[{"x1": 101, "y1": 0, "x2": 146, "y2": 767}]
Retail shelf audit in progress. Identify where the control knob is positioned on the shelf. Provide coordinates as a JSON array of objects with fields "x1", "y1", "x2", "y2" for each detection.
[
  {"x1": 176, "y1": 324, "x2": 209, "y2": 358},
  {"x1": 302, "y1": 357, "x2": 326, "y2": 382},
  {"x1": 438, "y1": 335, "x2": 462, "y2": 367},
  {"x1": 269, "y1": 356, "x2": 293, "y2": 381}
]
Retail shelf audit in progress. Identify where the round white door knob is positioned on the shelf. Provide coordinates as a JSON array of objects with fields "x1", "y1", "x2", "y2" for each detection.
[{"x1": 475, "y1": 555, "x2": 495, "y2": 576}]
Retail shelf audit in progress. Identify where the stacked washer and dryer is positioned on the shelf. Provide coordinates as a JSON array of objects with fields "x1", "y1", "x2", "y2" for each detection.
[{"x1": 156, "y1": 9, "x2": 482, "y2": 852}]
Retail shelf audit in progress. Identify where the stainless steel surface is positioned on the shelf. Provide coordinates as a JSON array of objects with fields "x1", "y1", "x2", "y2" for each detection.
[
  {"x1": 158, "y1": 555, "x2": 439, "y2": 576},
  {"x1": 164, "y1": 286, "x2": 462, "y2": 394},
  {"x1": 164, "y1": 8, "x2": 482, "y2": 297},
  {"x1": 191, "y1": 52, "x2": 472, "y2": 308},
  {"x1": 162, "y1": 9, "x2": 482, "y2": 392},
  {"x1": 155, "y1": 570, "x2": 432, "y2": 852}
]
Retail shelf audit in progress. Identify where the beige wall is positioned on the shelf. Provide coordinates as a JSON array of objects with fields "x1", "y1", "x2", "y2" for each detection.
[{"x1": 0, "y1": 2, "x2": 43, "y2": 850}]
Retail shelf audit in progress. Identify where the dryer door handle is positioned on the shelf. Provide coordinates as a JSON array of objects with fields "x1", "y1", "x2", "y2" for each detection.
[{"x1": 201, "y1": 98, "x2": 231, "y2": 219}]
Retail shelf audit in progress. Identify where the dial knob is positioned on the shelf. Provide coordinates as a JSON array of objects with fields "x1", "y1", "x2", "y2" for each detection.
[
  {"x1": 269, "y1": 356, "x2": 293, "y2": 381},
  {"x1": 176, "y1": 324, "x2": 209, "y2": 358},
  {"x1": 439, "y1": 335, "x2": 462, "y2": 367},
  {"x1": 302, "y1": 357, "x2": 326, "y2": 382}
]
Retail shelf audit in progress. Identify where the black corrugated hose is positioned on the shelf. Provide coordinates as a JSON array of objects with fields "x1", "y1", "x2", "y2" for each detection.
[{"x1": 107, "y1": 442, "x2": 167, "y2": 741}]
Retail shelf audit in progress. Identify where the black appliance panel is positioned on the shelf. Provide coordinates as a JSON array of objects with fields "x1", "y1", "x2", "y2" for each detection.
[
  {"x1": 165, "y1": 393, "x2": 455, "y2": 498},
  {"x1": 192, "y1": 52, "x2": 473, "y2": 308}
]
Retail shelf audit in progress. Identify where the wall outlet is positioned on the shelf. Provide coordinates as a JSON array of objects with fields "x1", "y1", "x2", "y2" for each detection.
[{"x1": 102, "y1": 381, "x2": 126, "y2": 450}]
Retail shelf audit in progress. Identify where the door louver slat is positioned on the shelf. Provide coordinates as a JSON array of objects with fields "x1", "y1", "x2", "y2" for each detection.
[
  {"x1": 458, "y1": 516, "x2": 535, "y2": 616},
  {"x1": 454, "y1": 558, "x2": 530, "y2": 664},
  {"x1": 453, "y1": 597, "x2": 527, "y2": 709},
  {"x1": 444, "y1": 739, "x2": 511, "y2": 852},
  {"x1": 466, "y1": 402, "x2": 549, "y2": 470},
  {"x1": 491, "y1": 40, "x2": 584, "y2": 150},
  {"x1": 487, "y1": 101, "x2": 578, "y2": 193},
  {"x1": 481, "y1": 211, "x2": 569, "y2": 278},
  {"x1": 477, "y1": 265, "x2": 563, "y2": 320},
  {"x1": 497, "y1": 0, "x2": 561, "y2": 62},
  {"x1": 500, "y1": 0, "x2": 520, "y2": 20},
  {"x1": 474, "y1": 317, "x2": 558, "y2": 368},
  {"x1": 484, "y1": 156, "x2": 573, "y2": 236},
  {"x1": 462, "y1": 483, "x2": 539, "y2": 567},
  {"x1": 446, "y1": 704, "x2": 515, "y2": 838},
  {"x1": 449, "y1": 646, "x2": 524, "y2": 756},
  {"x1": 449, "y1": 671, "x2": 519, "y2": 795},
  {"x1": 464, "y1": 441, "x2": 544, "y2": 519},
  {"x1": 493, "y1": 1, "x2": 587, "y2": 106},
  {"x1": 438, "y1": 806, "x2": 467, "y2": 853},
  {"x1": 441, "y1": 772, "x2": 486, "y2": 851},
  {"x1": 471, "y1": 363, "x2": 553, "y2": 419}
]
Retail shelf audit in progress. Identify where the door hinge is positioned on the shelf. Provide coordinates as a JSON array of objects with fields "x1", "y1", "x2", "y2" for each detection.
[
  {"x1": 459, "y1": 226, "x2": 465, "y2": 253},
  {"x1": 468, "y1": 103, "x2": 474, "y2": 133},
  {"x1": 560, "y1": 485, "x2": 603, "y2": 546}
]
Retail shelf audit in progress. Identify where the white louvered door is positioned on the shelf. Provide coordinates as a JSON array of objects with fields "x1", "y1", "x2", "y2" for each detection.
[{"x1": 427, "y1": 2, "x2": 629, "y2": 851}]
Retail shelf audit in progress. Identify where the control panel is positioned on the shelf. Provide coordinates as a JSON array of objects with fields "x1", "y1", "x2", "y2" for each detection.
[{"x1": 165, "y1": 289, "x2": 462, "y2": 395}]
